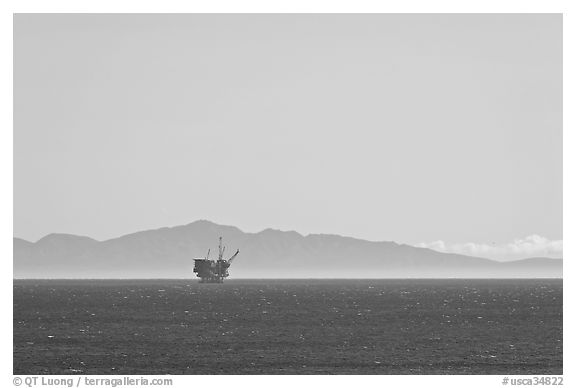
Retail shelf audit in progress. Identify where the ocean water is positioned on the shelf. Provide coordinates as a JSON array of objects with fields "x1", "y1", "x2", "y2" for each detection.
[{"x1": 13, "y1": 279, "x2": 562, "y2": 374}]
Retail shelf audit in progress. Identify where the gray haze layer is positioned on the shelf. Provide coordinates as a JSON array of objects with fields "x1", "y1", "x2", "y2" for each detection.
[{"x1": 14, "y1": 14, "x2": 562, "y2": 246}]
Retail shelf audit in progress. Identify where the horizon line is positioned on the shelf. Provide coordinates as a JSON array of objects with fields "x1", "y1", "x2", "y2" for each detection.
[{"x1": 13, "y1": 277, "x2": 564, "y2": 281}]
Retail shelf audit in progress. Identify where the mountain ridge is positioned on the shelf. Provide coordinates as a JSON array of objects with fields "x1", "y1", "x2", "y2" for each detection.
[{"x1": 13, "y1": 220, "x2": 562, "y2": 279}]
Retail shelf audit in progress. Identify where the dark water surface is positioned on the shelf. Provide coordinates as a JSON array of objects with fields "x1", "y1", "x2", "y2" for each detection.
[{"x1": 13, "y1": 279, "x2": 562, "y2": 374}]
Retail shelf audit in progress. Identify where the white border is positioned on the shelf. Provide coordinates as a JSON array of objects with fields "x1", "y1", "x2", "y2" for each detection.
[{"x1": 3, "y1": 2, "x2": 572, "y2": 387}]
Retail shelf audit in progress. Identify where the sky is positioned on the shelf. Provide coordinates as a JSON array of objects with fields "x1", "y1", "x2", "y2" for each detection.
[{"x1": 13, "y1": 14, "x2": 562, "y2": 258}]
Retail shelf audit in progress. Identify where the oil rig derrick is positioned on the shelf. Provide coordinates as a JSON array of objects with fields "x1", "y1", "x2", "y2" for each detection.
[{"x1": 192, "y1": 237, "x2": 240, "y2": 283}]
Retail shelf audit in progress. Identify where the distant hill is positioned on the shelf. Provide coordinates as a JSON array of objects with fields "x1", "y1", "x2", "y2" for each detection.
[{"x1": 13, "y1": 220, "x2": 562, "y2": 279}]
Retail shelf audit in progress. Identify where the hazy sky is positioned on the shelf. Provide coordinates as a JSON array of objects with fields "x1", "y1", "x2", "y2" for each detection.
[{"x1": 14, "y1": 14, "x2": 562, "y2": 250}]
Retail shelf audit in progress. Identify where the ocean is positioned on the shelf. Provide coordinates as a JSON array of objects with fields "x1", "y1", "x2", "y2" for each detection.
[{"x1": 13, "y1": 279, "x2": 562, "y2": 374}]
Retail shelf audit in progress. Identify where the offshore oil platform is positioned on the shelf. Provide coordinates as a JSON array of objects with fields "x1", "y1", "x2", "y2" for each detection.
[{"x1": 193, "y1": 237, "x2": 240, "y2": 283}]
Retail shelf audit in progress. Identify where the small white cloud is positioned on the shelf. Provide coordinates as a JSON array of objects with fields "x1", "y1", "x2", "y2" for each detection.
[{"x1": 415, "y1": 235, "x2": 562, "y2": 261}]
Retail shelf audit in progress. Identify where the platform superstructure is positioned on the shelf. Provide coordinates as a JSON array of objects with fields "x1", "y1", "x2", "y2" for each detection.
[{"x1": 193, "y1": 237, "x2": 239, "y2": 283}]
